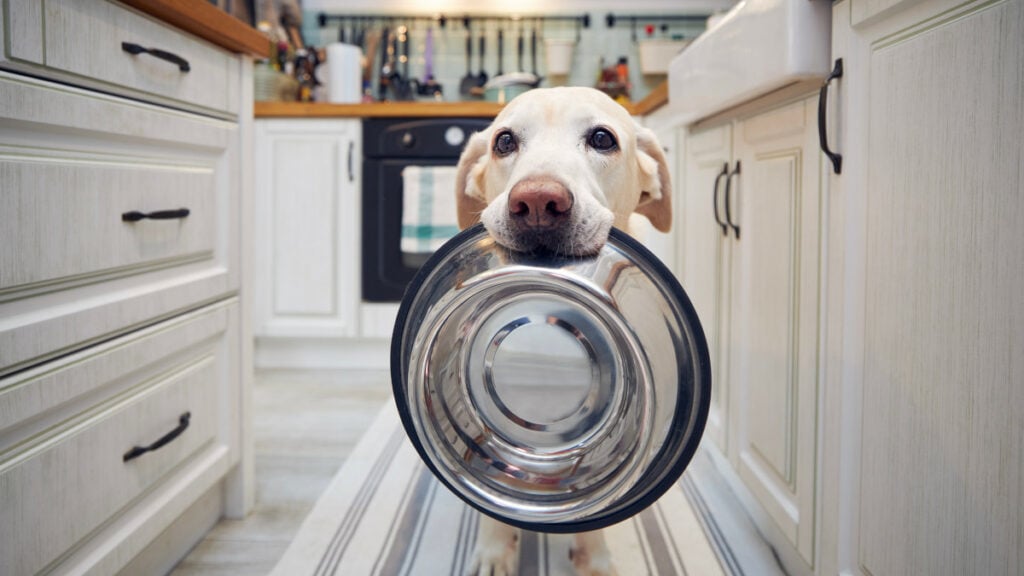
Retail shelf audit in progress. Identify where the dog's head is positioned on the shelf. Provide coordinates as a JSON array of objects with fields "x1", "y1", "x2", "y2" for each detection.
[{"x1": 455, "y1": 87, "x2": 671, "y2": 255}]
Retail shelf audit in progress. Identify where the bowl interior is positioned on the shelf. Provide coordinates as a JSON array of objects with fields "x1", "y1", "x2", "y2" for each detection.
[{"x1": 391, "y1": 225, "x2": 710, "y2": 532}]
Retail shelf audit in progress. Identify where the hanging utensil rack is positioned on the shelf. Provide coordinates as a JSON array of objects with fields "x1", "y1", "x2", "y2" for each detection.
[
  {"x1": 604, "y1": 13, "x2": 710, "y2": 41},
  {"x1": 318, "y1": 13, "x2": 591, "y2": 42}
]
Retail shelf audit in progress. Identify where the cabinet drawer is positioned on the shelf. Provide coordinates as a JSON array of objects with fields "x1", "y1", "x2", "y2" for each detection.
[
  {"x1": 0, "y1": 72, "x2": 239, "y2": 376},
  {"x1": 3, "y1": 0, "x2": 239, "y2": 115},
  {"x1": 0, "y1": 153, "x2": 217, "y2": 294},
  {"x1": 0, "y1": 301, "x2": 237, "y2": 576}
]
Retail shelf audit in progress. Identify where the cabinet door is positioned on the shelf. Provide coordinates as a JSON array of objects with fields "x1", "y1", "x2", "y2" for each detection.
[
  {"x1": 253, "y1": 120, "x2": 361, "y2": 338},
  {"x1": 730, "y1": 99, "x2": 821, "y2": 565},
  {"x1": 827, "y1": 0, "x2": 1024, "y2": 574},
  {"x1": 681, "y1": 124, "x2": 733, "y2": 452}
]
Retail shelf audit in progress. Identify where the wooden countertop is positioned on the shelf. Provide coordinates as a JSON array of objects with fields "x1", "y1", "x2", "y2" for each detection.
[
  {"x1": 120, "y1": 0, "x2": 270, "y2": 58},
  {"x1": 255, "y1": 101, "x2": 505, "y2": 118},
  {"x1": 255, "y1": 81, "x2": 669, "y2": 118}
]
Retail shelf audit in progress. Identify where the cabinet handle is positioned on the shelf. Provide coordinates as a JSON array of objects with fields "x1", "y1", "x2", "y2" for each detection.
[
  {"x1": 121, "y1": 42, "x2": 191, "y2": 73},
  {"x1": 724, "y1": 161, "x2": 742, "y2": 239},
  {"x1": 122, "y1": 208, "x2": 190, "y2": 222},
  {"x1": 347, "y1": 140, "x2": 355, "y2": 182},
  {"x1": 818, "y1": 58, "x2": 843, "y2": 174},
  {"x1": 123, "y1": 412, "x2": 191, "y2": 462},
  {"x1": 712, "y1": 162, "x2": 729, "y2": 236}
]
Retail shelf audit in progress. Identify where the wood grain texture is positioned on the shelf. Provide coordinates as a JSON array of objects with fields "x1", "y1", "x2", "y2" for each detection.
[
  {"x1": 45, "y1": 0, "x2": 238, "y2": 115},
  {"x1": 0, "y1": 72, "x2": 238, "y2": 376},
  {"x1": 253, "y1": 120, "x2": 361, "y2": 339},
  {"x1": 255, "y1": 101, "x2": 505, "y2": 118},
  {"x1": 631, "y1": 81, "x2": 669, "y2": 116},
  {"x1": 118, "y1": 0, "x2": 270, "y2": 57},
  {"x1": 857, "y1": 0, "x2": 1023, "y2": 573},
  {"x1": 681, "y1": 124, "x2": 733, "y2": 453},
  {"x1": 0, "y1": 351, "x2": 222, "y2": 575},
  {"x1": 731, "y1": 98, "x2": 821, "y2": 566}
]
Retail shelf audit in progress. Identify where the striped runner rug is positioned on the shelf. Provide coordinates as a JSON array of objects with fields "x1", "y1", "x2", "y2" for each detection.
[{"x1": 271, "y1": 402, "x2": 728, "y2": 576}]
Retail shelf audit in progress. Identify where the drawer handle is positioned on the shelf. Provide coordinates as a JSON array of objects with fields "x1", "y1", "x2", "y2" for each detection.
[
  {"x1": 818, "y1": 58, "x2": 843, "y2": 174},
  {"x1": 712, "y1": 162, "x2": 729, "y2": 236},
  {"x1": 723, "y1": 161, "x2": 742, "y2": 240},
  {"x1": 123, "y1": 412, "x2": 191, "y2": 462},
  {"x1": 122, "y1": 208, "x2": 190, "y2": 222},
  {"x1": 121, "y1": 41, "x2": 191, "y2": 73}
]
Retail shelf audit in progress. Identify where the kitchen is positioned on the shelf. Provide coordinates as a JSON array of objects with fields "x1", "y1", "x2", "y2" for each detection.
[{"x1": 0, "y1": 0, "x2": 1020, "y2": 575}]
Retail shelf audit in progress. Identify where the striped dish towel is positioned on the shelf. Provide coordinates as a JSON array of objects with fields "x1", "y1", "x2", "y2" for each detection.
[{"x1": 401, "y1": 165, "x2": 461, "y2": 254}]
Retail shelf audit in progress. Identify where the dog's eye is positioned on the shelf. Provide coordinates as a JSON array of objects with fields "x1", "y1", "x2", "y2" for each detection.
[
  {"x1": 587, "y1": 128, "x2": 618, "y2": 152},
  {"x1": 493, "y1": 131, "x2": 518, "y2": 156}
]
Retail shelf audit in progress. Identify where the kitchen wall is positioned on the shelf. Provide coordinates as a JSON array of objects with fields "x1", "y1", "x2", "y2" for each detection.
[{"x1": 296, "y1": 0, "x2": 735, "y2": 103}]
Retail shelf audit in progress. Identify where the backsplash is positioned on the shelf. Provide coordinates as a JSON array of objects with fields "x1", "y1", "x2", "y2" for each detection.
[{"x1": 300, "y1": 10, "x2": 712, "y2": 103}]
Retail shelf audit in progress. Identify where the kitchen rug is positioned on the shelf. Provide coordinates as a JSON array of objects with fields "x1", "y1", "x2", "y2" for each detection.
[{"x1": 271, "y1": 402, "x2": 728, "y2": 576}]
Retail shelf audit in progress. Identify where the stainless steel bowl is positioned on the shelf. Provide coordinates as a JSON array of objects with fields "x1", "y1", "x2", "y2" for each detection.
[{"x1": 391, "y1": 224, "x2": 710, "y2": 532}]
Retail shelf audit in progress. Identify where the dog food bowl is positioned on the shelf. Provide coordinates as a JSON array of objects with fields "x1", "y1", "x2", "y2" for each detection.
[{"x1": 391, "y1": 224, "x2": 710, "y2": 533}]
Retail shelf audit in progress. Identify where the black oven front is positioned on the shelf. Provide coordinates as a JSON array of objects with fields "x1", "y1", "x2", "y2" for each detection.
[{"x1": 362, "y1": 117, "x2": 493, "y2": 302}]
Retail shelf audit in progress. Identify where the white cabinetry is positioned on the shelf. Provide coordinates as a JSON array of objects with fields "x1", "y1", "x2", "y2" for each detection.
[
  {"x1": 822, "y1": 0, "x2": 1023, "y2": 574},
  {"x1": 680, "y1": 96, "x2": 823, "y2": 571},
  {"x1": 252, "y1": 119, "x2": 393, "y2": 369},
  {"x1": 0, "y1": 1, "x2": 253, "y2": 573},
  {"x1": 253, "y1": 119, "x2": 361, "y2": 340}
]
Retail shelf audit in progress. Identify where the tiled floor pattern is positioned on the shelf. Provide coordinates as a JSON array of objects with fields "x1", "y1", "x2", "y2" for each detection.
[{"x1": 169, "y1": 369, "x2": 392, "y2": 576}]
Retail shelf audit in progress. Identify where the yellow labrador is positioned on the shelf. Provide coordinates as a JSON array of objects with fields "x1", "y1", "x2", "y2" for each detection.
[{"x1": 453, "y1": 87, "x2": 672, "y2": 576}]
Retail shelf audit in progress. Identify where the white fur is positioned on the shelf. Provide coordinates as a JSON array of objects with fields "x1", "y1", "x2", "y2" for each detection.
[{"x1": 455, "y1": 86, "x2": 671, "y2": 256}]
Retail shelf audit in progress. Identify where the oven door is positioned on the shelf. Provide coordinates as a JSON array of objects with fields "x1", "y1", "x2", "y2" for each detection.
[{"x1": 362, "y1": 158, "x2": 456, "y2": 302}]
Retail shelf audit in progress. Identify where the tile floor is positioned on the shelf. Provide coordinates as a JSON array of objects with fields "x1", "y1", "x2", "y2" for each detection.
[{"x1": 169, "y1": 369, "x2": 392, "y2": 576}]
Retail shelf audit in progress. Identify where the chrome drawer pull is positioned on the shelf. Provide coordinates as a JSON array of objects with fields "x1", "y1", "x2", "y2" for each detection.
[
  {"x1": 123, "y1": 412, "x2": 191, "y2": 462},
  {"x1": 122, "y1": 208, "x2": 190, "y2": 222},
  {"x1": 121, "y1": 41, "x2": 191, "y2": 73}
]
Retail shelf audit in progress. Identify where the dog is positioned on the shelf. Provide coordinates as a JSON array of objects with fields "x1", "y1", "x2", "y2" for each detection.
[{"x1": 453, "y1": 86, "x2": 672, "y2": 576}]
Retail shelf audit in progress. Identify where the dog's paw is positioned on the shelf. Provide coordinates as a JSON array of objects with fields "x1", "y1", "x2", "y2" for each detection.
[
  {"x1": 467, "y1": 532, "x2": 519, "y2": 576},
  {"x1": 569, "y1": 544, "x2": 618, "y2": 576}
]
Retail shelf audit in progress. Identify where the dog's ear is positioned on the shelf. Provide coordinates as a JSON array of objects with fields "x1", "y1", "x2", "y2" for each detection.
[
  {"x1": 455, "y1": 130, "x2": 491, "y2": 230},
  {"x1": 634, "y1": 126, "x2": 672, "y2": 233}
]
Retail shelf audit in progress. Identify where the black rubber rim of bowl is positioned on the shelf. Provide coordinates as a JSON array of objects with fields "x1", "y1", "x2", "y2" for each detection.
[{"x1": 390, "y1": 224, "x2": 712, "y2": 533}]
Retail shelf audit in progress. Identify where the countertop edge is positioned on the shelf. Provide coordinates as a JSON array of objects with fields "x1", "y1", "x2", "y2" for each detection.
[
  {"x1": 120, "y1": 0, "x2": 270, "y2": 58},
  {"x1": 254, "y1": 82, "x2": 669, "y2": 119}
]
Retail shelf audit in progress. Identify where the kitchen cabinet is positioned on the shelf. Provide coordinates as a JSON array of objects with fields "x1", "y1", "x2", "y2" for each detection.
[
  {"x1": 821, "y1": 0, "x2": 1023, "y2": 574},
  {"x1": 253, "y1": 119, "x2": 361, "y2": 340},
  {"x1": 680, "y1": 95, "x2": 824, "y2": 570},
  {"x1": 0, "y1": 0, "x2": 255, "y2": 573},
  {"x1": 253, "y1": 119, "x2": 394, "y2": 368}
]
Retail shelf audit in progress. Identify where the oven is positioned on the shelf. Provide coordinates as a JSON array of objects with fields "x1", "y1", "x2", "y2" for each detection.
[{"x1": 362, "y1": 117, "x2": 494, "y2": 302}]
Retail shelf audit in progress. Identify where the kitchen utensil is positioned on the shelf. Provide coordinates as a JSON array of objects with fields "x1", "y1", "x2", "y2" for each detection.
[
  {"x1": 459, "y1": 25, "x2": 475, "y2": 97},
  {"x1": 496, "y1": 27, "x2": 504, "y2": 76},
  {"x1": 531, "y1": 22, "x2": 539, "y2": 76},
  {"x1": 362, "y1": 27, "x2": 381, "y2": 93},
  {"x1": 392, "y1": 224, "x2": 711, "y2": 533},
  {"x1": 377, "y1": 25, "x2": 392, "y2": 100},
  {"x1": 517, "y1": 25, "x2": 524, "y2": 72},
  {"x1": 417, "y1": 26, "x2": 443, "y2": 98},
  {"x1": 475, "y1": 29, "x2": 488, "y2": 88}
]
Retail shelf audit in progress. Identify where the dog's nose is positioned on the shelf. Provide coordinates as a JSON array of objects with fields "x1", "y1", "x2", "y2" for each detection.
[{"x1": 508, "y1": 179, "x2": 573, "y2": 230}]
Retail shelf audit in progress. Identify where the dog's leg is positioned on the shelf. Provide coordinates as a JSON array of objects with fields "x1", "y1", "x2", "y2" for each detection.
[
  {"x1": 468, "y1": 516, "x2": 520, "y2": 576},
  {"x1": 569, "y1": 531, "x2": 618, "y2": 576}
]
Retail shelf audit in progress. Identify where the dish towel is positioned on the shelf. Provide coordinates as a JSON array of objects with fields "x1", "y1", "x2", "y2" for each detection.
[{"x1": 401, "y1": 165, "x2": 461, "y2": 254}]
